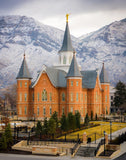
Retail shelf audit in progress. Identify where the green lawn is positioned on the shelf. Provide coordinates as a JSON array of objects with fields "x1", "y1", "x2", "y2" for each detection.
[{"x1": 58, "y1": 121, "x2": 126, "y2": 142}]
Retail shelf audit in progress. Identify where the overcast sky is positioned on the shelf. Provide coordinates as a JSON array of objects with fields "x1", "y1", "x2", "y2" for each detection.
[{"x1": 0, "y1": 0, "x2": 126, "y2": 37}]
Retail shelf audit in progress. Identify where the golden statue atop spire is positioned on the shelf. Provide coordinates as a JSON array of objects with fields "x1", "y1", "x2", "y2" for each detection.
[{"x1": 66, "y1": 14, "x2": 69, "y2": 22}]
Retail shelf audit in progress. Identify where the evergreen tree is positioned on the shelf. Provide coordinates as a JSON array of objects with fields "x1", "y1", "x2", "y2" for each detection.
[
  {"x1": 84, "y1": 113, "x2": 90, "y2": 126},
  {"x1": 60, "y1": 114, "x2": 68, "y2": 132},
  {"x1": 43, "y1": 117, "x2": 48, "y2": 135},
  {"x1": 91, "y1": 111, "x2": 93, "y2": 121},
  {"x1": 35, "y1": 121, "x2": 43, "y2": 137},
  {"x1": 4, "y1": 123, "x2": 12, "y2": 148},
  {"x1": 51, "y1": 111, "x2": 59, "y2": 129},
  {"x1": 75, "y1": 112, "x2": 81, "y2": 129},
  {"x1": 113, "y1": 81, "x2": 126, "y2": 110},
  {"x1": 48, "y1": 117, "x2": 56, "y2": 138},
  {"x1": 95, "y1": 113, "x2": 98, "y2": 121},
  {"x1": 0, "y1": 133, "x2": 7, "y2": 150},
  {"x1": 67, "y1": 112, "x2": 76, "y2": 130}
]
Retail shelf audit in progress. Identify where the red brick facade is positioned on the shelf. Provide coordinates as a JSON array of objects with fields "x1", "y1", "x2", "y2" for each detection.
[{"x1": 17, "y1": 71, "x2": 110, "y2": 121}]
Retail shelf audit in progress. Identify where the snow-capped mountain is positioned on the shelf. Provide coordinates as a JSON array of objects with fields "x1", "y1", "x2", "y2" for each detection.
[{"x1": 0, "y1": 15, "x2": 126, "y2": 89}]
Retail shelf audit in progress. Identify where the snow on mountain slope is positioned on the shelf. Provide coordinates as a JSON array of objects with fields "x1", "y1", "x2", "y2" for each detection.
[
  {"x1": 76, "y1": 18, "x2": 126, "y2": 85},
  {"x1": 0, "y1": 15, "x2": 126, "y2": 89}
]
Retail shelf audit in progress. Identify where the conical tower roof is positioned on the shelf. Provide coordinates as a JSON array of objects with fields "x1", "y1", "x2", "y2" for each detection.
[
  {"x1": 16, "y1": 54, "x2": 32, "y2": 79},
  {"x1": 100, "y1": 63, "x2": 109, "y2": 83},
  {"x1": 59, "y1": 14, "x2": 74, "y2": 52},
  {"x1": 66, "y1": 53, "x2": 82, "y2": 78}
]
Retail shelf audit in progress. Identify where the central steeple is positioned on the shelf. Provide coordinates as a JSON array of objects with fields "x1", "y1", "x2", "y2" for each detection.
[
  {"x1": 53, "y1": 14, "x2": 75, "y2": 72},
  {"x1": 59, "y1": 14, "x2": 74, "y2": 52}
]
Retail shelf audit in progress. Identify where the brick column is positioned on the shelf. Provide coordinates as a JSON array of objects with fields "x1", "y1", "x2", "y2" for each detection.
[
  {"x1": 105, "y1": 133, "x2": 108, "y2": 144},
  {"x1": 83, "y1": 132, "x2": 87, "y2": 145}
]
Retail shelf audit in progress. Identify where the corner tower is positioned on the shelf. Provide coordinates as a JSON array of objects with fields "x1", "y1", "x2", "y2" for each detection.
[
  {"x1": 66, "y1": 53, "x2": 82, "y2": 114},
  {"x1": 53, "y1": 14, "x2": 75, "y2": 72},
  {"x1": 16, "y1": 54, "x2": 32, "y2": 120},
  {"x1": 100, "y1": 63, "x2": 110, "y2": 115}
]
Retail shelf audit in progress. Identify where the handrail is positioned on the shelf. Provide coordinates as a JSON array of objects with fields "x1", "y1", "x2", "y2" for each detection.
[
  {"x1": 71, "y1": 139, "x2": 81, "y2": 155},
  {"x1": 95, "y1": 139, "x2": 104, "y2": 156}
]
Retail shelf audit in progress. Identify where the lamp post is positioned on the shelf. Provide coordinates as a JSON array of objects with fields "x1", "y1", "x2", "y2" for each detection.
[
  {"x1": 110, "y1": 121, "x2": 112, "y2": 143},
  {"x1": 104, "y1": 131, "x2": 106, "y2": 156}
]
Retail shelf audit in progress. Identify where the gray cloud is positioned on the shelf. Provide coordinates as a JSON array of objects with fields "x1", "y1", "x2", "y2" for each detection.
[{"x1": 0, "y1": 0, "x2": 126, "y2": 16}]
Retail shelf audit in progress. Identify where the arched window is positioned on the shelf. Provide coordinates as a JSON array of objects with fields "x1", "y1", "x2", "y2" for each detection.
[
  {"x1": 63, "y1": 56, "x2": 66, "y2": 64},
  {"x1": 62, "y1": 107, "x2": 64, "y2": 115},
  {"x1": 42, "y1": 89, "x2": 47, "y2": 101},
  {"x1": 25, "y1": 106, "x2": 27, "y2": 115},
  {"x1": 50, "y1": 106, "x2": 52, "y2": 115},
  {"x1": 19, "y1": 106, "x2": 22, "y2": 115},
  {"x1": 37, "y1": 106, "x2": 39, "y2": 116},
  {"x1": 43, "y1": 107, "x2": 46, "y2": 116},
  {"x1": 62, "y1": 93, "x2": 65, "y2": 101}
]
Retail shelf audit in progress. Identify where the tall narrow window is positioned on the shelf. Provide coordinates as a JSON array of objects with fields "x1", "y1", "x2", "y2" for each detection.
[
  {"x1": 76, "y1": 81, "x2": 78, "y2": 86},
  {"x1": 106, "y1": 106, "x2": 108, "y2": 114},
  {"x1": 81, "y1": 107, "x2": 83, "y2": 115},
  {"x1": 85, "y1": 94, "x2": 87, "y2": 102},
  {"x1": 96, "y1": 92, "x2": 98, "y2": 102},
  {"x1": 25, "y1": 106, "x2": 27, "y2": 115},
  {"x1": 49, "y1": 93, "x2": 52, "y2": 101},
  {"x1": 69, "y1": 56, "x2": 72, "y2": 64},
  {"x1": 71, "y1": 93, "x2": 73, "y2": 101},
  {"x1": 71, "y1": 81, "x2": 73, "y2": 86},
  {"x1": 42, "y1": 89, "x2": 47, "y2": 101},
  {"x1": 19, "y1": 106, "x2": 22, "y2": 115},
  {"x1": 50, "y1": 106, "x2": 52, "y2": 115},
  {"x1": 63, "y1": 56, "x2": 66, "y2": 64},
  {"x1": 62, "y1": 93, "x2": 65, "y2": 101},
  {"x1": 24, "y1": 93, "x2": 27, "y2": 101},
  {"x1": 32, "y1": 93, "x2": 34, "y2": 101},
  {"x1": 105, "y1": 86, "x2": 107, "y2": 90},
  {"x1": 81, "y1": 94, "x2": 83, "y2": 102},
  {"x1": 62, "y1": 107, "x2": 64, "y2": 115},
  {"x1": 76, "y1": 93, "x2": 79, "y2": 101},
  {"x1": 37, "y1": 106, "x2": 39, "y2": 116},
  {"x1": 105, "y1": 95, "x2": 107, "y2": 102},
  {"x1": 20, "y1": 82, "x2": 22, "y2": 88},
  {"x1": 37, "y1": 93, "x2": 39, "y2": 101},
  {"x1": 85, "y1": 107, "x2": 87, "y2": 116},
  {"x1": 43, "y1": 107, "x2": 46, "y2": 116},
  {"x1": 71, "y1": 107, "x2": 73, "y2": 113},
  {"x1": 25, "y1": 82, "x2": 27, "y2": 87},
  {"x1": 20, "y1": 93, "x2": 22, "y2": 102}
]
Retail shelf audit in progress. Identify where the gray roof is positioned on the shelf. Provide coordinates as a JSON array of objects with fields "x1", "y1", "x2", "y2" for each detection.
[
  {"x1": 59, "y1": 22, "x2": 74, "y2": 52},
  {"x1": 32, "y1": 67, "x2": 67, "y2": 88},
  {"x1": 100, "y1": 63, "x2": 109, "y2": 83},
  {"x1": 32, "y1": 68, "x2": 97, "y2": 89},
  {"x1": 16, "y1": 56, "x2": 32, "y2": 79},
  {"x1": 66, "y1": 55, "x2": 82, "y2": 77},
  {"x1": 81, "y1": 70, "x2": 97, "y2": 88}
]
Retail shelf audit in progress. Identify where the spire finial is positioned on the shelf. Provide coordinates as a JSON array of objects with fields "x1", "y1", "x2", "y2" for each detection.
[
  {"x1": 66, "y1": 14, "x2": 69, "y2": 22},
  {"x1": 24, "y1": 52, "x2": 25, "y2": 59},
  {"x1": 73, "y1": 51, "x2": 76, "y2": 57}
]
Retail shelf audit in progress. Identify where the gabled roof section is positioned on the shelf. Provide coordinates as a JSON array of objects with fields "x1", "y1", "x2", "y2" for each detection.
[
  {"x1": 81, "y1": 70, "x2": 97, "y2": 89},
  {"x1": 31, "y1": 66, "x2": 67, "y2": 88},
  {"x1": 59, "y1": 21, "x2": 74, "y2": 52},
  {"x1": 16, "y1": 54, "x2": 32, "y2": 79},
  {"x1": 66, "y1": 54, "x2": 82, "y2": 78},
  {"x1": 100, "y1": 63, "x2": 109, "y2": 83}
]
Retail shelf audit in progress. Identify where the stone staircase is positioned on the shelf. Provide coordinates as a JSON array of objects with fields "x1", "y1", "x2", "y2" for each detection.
[{"x1": 76, "y1": 146, "x2": 96, "y2": 157}]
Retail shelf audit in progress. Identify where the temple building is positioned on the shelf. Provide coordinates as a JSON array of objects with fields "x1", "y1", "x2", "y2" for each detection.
[{"x1": 16, "y1": 15, "x2": 110, "y2": 121}]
